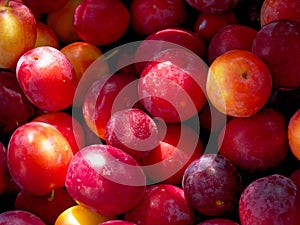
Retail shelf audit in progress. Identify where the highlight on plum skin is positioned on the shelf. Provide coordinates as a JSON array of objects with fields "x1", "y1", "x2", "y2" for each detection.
[
  {"x1": 7, "y1": 121, "x2": 74, "y2": 196},
  {"x1": 16, "y1": 46, "x2": 78, "y2": 112},
  {"x1": 65, "y1": 144, "x2": 146, "y2": 217}
]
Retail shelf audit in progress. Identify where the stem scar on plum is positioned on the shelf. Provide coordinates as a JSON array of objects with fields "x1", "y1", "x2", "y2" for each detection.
[{"x1": 241, "y1": 71, "x2": 250, "y2": 79}]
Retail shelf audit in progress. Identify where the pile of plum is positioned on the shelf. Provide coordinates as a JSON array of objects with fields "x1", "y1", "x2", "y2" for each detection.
[{"x1": 0, "y1": 0, "x2": 300, "y2": 224}]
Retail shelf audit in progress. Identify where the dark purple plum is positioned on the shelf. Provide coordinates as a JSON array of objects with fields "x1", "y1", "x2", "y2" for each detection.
[
  {"x1": 0, "y1": 71, "x2": 35, "y2": 141},
  {"x1": 182, "y1": 154, "x2": 242, "y2": 216}
]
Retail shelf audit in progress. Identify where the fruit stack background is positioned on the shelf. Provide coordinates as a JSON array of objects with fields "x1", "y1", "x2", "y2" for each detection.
[{"x1": 0, "y1": 0, "x2": 300, "y2": 225}]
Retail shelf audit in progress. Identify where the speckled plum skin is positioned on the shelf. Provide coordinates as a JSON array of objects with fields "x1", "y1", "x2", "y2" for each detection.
[
  {"x1": 219, "y1": 108, "x2": 288, "y2": 172},
  {"x1": 125, "y1": 184, "x2": 194, "y2": 225},
  {"x1": 65, "y1": 144, "x2": 146, "y2": 216},
  {"x1": 105, "y1": 108, "x2": 159, "y2": 160},
  {"x1": 239, "y1": 174, "x2": 298, "y2": 225},
  {"x1": 138, "y1": 48, "x2": 207, "y2": 122},
  {"x1": 252, "y1": 19, "x2": 300, "y2": 90},
  {"x1": 182, "y1": 154, "x2": 242, "y2": 216},
  {"x1": 260, "y1": 0, "x2": 300, "y2": 26},
  {"x1": 0, "y1": 210, "x2": 46, "y2": 225},
  {"x1": 16, "y1": 46, "x2": 78, "y2": 111}
]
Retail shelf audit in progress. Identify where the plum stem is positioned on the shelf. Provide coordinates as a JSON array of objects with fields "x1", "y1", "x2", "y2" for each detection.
[
  {"x1": 48, "y1": 189, "x2": 55, "y2": 201},
  {"x1": 5, "y1": 0, "x2": 9, "y2": 7}
]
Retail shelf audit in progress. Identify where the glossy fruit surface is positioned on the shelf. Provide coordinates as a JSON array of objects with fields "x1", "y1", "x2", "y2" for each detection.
[
  {"x1": 7, "y1": 121, "x2": 74, "y2": 196},
  {"x1": 16, "y1": 46, "x2": 78, "y2": 111},
  {"x1": 34, "y1": 21, "x2": 59, "y2": 49},
  {"x1": 54, "y1": 205, "x2": 115, "y2": 225},
  {"x1": 206, "y1": 49, "x2": 272, "y2": 117},
  {"x1": 0, "y1": 1, "x2": 299, "y2": 224},
  {"x1": 105, "y1": 108, "x2": 159, "y2": 160},
  {"x1": 139, "y1": 47, "x2": 207, "y2": 122},
  {"x1": 0, "y1": 210, "x2": 46, "y2": 225},
  {"x1": 0, "y1": 0, "x2": 36, "y2": 69},
  {"x1": 65, "y1": 144, "x2": 146, "y2": 216},
  {"x1": 182, "y1": 154, "x2": 242, "y2": 216},
  {"x1": 288, "y1": 109, "x2": 300, "y2": 160},
  {"x1": 46, "y1": 0, "x2": 82, "y2": 43},
  {"x1": 207, "y1": 24, "x2": 257, "y2": 64},
  {"x1": 260, "y1": 0, "x2": 300, "y2": 26},
  {"x1": 32, "y1": 111, "x2": 85, "y2": 154},
  {"x1": 74, "y1": 0, "x2": 130, "y2": 46},
  {"x1": 125, "y1": 184, "x2": 194, "y2": 225},
  {"x1": 130, "y1": 0, "x2": 187, "y2": 35},
  {"x1": 194, "y1": 11, "x2": 237, "y2": 42},
  {"x1": 142, "y1": 123, "x2": 203, "y2": 185},
  {"x1": 252, "y1": 19, "x2": 300, "y2": 90},
  {"x1": 219, "y1": 108, "x2": 288, "y2": 171},
  {"x1": 83, "y1": 73, "x2": 138, "y2": 140}
]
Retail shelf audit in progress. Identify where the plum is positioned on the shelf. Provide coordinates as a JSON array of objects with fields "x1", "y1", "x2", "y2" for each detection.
[
  {"x1": 182, "y1": 154, "x2": 242, "y2": 216},
  {"x1": 0, "y1": 71, "x2": 35, "y2": 141},
  {"x1": 219, "y1": 108, "x2": 288, "y2": 171},
  {"x1": 0, "y1": 210, "x2": 46, "y2": 225},
  {"x1": 125, "y1": 184, "x2": 194, "y2": 225},
  {"x1": 65, "y1": 144, "x2": 146, "y2": 216},
  {"x1": 239, "y1": 174, "x2": 298, "y2": 225},
  {"x1": 252, "y1": 19, "x2": 300, "y2": 90},
  {"x1": 105, "y1": 108, "x2": 159, "y2": 160}
]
